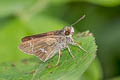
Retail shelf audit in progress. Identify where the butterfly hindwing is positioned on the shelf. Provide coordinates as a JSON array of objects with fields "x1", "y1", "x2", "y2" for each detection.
[{"x1": 19, "y1": 36, "x2": 59, "y2": 62}]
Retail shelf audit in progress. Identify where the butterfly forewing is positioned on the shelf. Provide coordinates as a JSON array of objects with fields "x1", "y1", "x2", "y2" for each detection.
[
  {"x1": 21, "y1": 30, "x2": 61, "y2": 42},
  {"x1": 19, "y1": 36, "x2": 59, "y2": 62}
]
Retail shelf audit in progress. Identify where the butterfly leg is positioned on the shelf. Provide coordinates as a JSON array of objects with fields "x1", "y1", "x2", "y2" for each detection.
[
  {"x1": 67, "y1": 46, "x2": 74, "y2": 59},
  {"x1": 56, "y1": 50, "x2": 62, "y2": 66},
  {"x1": 71, "y1": 37, "x2": 88, "y2": 53},
  {"x1": 74, "y1": 42, "x2": 88, "y2": 53}
]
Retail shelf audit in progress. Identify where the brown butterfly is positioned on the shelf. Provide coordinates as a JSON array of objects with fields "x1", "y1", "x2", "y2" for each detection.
[{"x1": 18, "y1": 15, "x2": 87, "y2": 65}]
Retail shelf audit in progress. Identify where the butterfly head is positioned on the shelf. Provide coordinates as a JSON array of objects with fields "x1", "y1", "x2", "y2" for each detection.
[{"x1": 63, "y1": 26, "x2": 74, "y2": 37}]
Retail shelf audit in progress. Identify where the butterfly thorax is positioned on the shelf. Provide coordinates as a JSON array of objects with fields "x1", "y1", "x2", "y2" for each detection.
[
  {"x1": 55, "y1": 35, "x2": 74, "y2": 51},
  {"x1": 66, "y1": 36, "x2": 74, "y2": 45}
]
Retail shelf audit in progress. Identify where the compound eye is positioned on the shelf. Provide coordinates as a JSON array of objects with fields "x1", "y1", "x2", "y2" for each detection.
[{"x1": 65, "y1": 31, "x2": 70, "y2": 35}]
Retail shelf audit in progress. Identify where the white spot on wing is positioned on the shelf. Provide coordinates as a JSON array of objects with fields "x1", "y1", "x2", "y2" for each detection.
[{"x1": 39, "y1": 48, "x2": 47, "y2": 53}]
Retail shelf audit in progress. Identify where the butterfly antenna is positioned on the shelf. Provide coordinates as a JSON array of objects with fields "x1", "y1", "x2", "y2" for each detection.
[{"x1": 71, "y1": 14, "x2": 86, "y2": 26}]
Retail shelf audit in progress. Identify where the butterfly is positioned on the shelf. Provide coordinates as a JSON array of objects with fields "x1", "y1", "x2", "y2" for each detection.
[{"x1": 18, "y1": 15, "x2": 87, "y2": 65}]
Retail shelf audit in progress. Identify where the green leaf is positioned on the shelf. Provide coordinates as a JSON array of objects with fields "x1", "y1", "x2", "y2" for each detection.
[
  {"x1": 0, "y1": 31, "x2": 97, "y2": 80},
  {"x1": 81, "y1": 58, "x2": 103, "y2": 80}
]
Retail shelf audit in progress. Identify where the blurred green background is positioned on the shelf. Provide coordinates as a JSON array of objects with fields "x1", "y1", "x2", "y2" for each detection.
[{"x1": 0, "y1": 0, "x2": 120, "y2": 80}]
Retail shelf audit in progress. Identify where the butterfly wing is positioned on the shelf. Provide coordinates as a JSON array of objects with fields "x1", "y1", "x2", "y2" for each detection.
[
  {"x1": 21, "y1": 30, "x2": 61, "y2": 42},
  {"x1": 19, "y1": 36, "x2": 59, "y2": 62}
]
